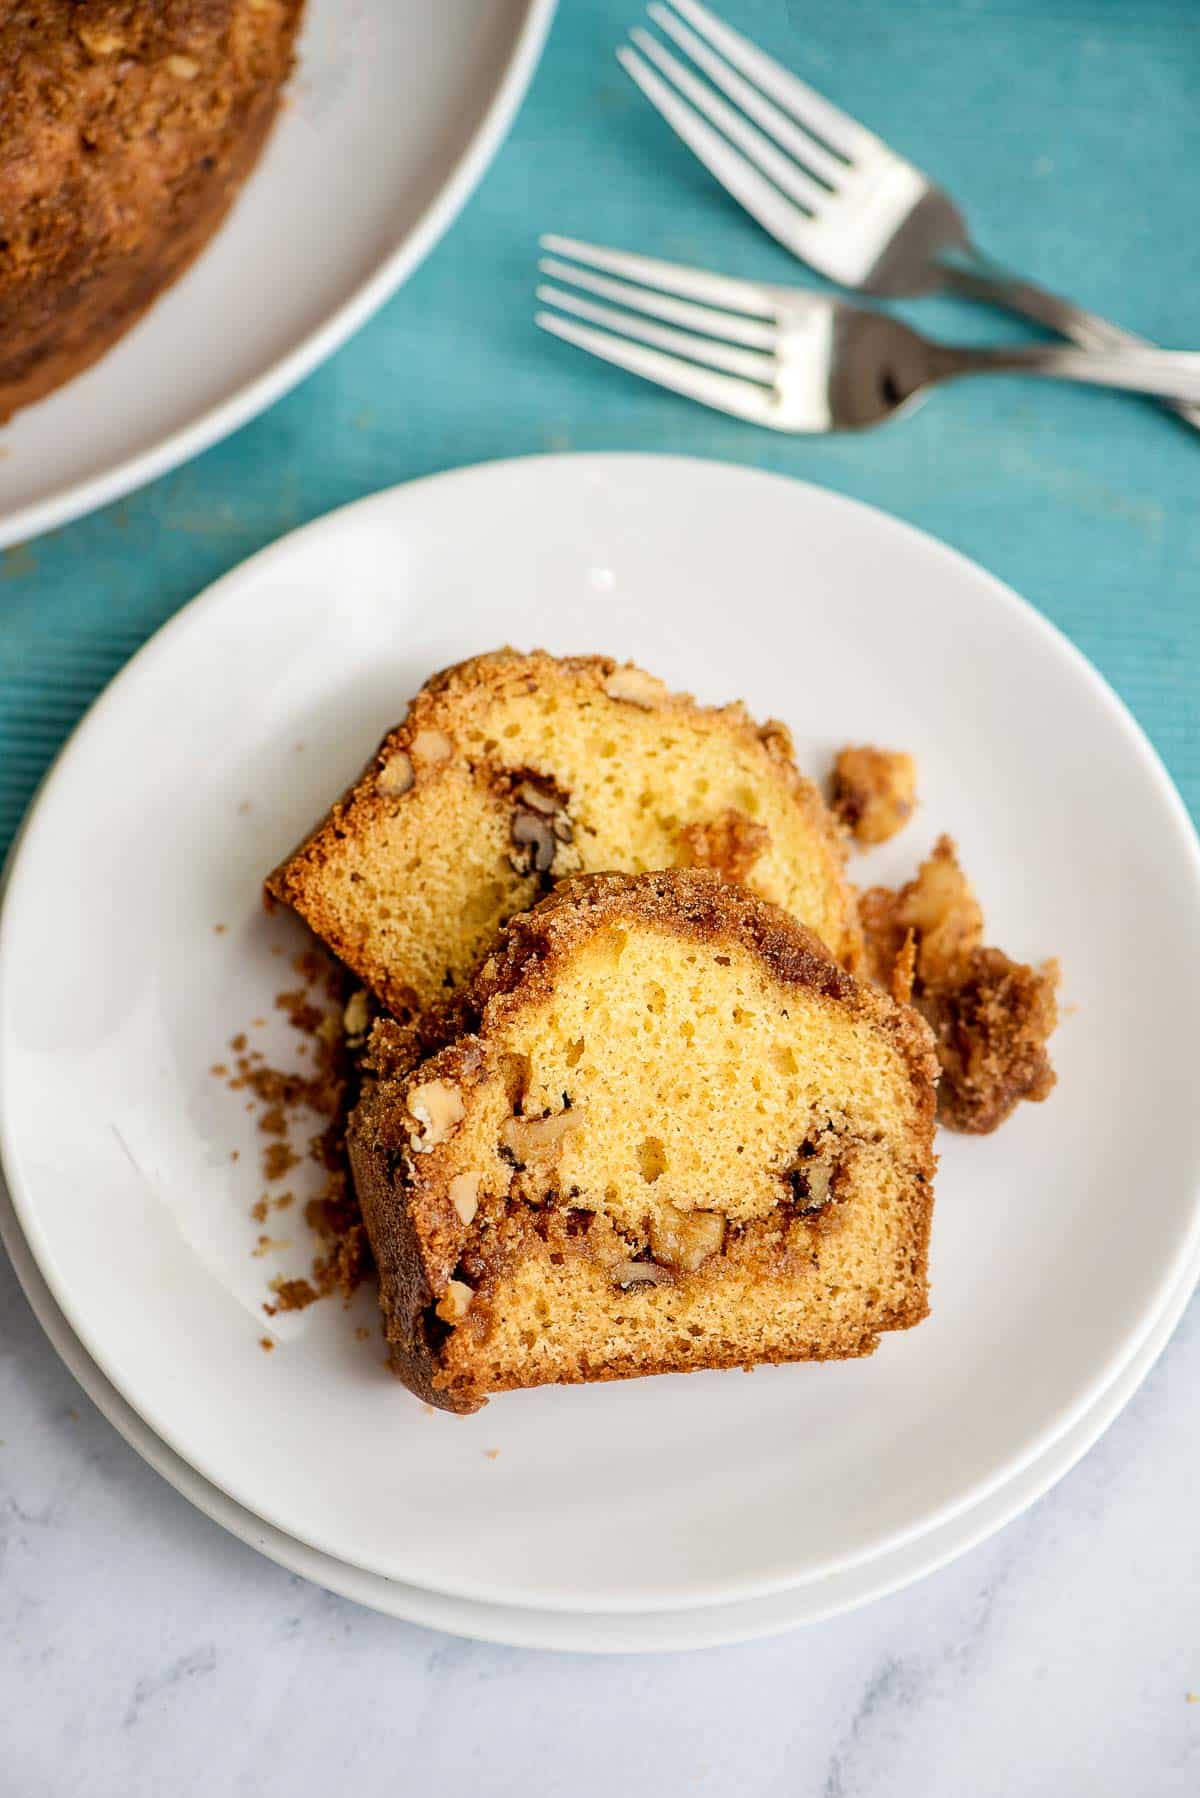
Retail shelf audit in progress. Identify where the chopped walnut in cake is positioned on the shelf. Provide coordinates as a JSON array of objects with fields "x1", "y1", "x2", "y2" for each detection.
[
  {"x1": 861, "y1": 836, "x2": 1059, "y2": 1134},
  {"x1": 504, "y1": 772, "x2": 582, "y2": 883},
  {"x1": 832, "y1": 746, "x2": 917, "y2": 846}
]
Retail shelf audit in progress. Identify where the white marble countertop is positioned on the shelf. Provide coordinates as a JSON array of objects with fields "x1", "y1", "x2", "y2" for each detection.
[{"x1": 2, "y1": 1244, "x2": 1197, "y2": 1798}]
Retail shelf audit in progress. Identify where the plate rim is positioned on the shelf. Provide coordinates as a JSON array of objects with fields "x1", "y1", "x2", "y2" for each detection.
[
  {"x1": 3, "y1": 452, "x2": 1200, "y2": 1613},
  {"x1": 0, "y1": 0, "x2": 558, "y2": 553},
  {"x1": 2, "y1": 1166, "x2": 1194, "y2": 1654}
]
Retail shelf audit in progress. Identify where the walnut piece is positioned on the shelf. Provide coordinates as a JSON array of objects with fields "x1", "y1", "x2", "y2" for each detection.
[
  {"x1": 787, "y1": 1155, "x2": 834, "y2": 1214},
  {"x1": 603, "y1": 666, "x2": 668, "y2": 708},
  {"x1": 342, "y1": 990, "x2": 369, "y2": 1038},
  {"x1": 500, "y1": 1107, "x2": 585, "y2": 1161},
  {"x1": 436, "y1": 1279, "x2": 473, "y2": 1324},
  {"x1": 832, "y1": 746, "x2": 917, "y2": 847},
  {"x1": 411, "y1": 728, "x2": 454, "y2": 764},
  {"x1": 610, "y1": 1259, "x2": 673, "y2": 1289},
  {"x1": 408, "y1": 1079, "x2": 465, "y2": 1150},
  {"x1": 510, "y1": 810, "x2": 558, "y2": 875},
  {"x1": 514, "y1": 780, "x2": 560, "y2": 815},
  {"x1": 508, "y1": 776, "x2": 577, "y2": 879},
  {"x1": 648, "y1": 1204, "x2": 726, "y2": 1273},
  {"x1": 448, "y1": 1171, "x2": 482, "y2": 1226},
  {"x1": 376, "y1": 751, "x2": 414, "y2": 797}
]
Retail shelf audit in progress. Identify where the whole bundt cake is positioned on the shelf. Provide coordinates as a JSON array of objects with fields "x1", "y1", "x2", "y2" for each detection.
[{"x1": 0, "y1": 0, "x2": 304, "y2": 420}]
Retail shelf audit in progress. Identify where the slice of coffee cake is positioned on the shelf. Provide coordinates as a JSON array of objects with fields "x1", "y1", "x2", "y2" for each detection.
[
  {"x1": 348, "y1": 871, "x2": 937, "y2": 1413},
  {"x1": 266, "y1": 650, "x2": 861, "y2": 1018}
]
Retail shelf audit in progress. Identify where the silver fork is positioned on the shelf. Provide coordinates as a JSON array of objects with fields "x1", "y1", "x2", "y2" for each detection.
[
  {"x1": 535, "y1": 239, "x2": 1200, "y2": 433},
  {"x1": 620, "y1": 0, "x2": 1200, "y2": 430}
]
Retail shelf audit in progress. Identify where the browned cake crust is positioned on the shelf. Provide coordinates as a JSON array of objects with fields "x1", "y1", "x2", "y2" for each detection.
[
  {"x1": 349, "y1": 870, "x2": 938, "y2": 1412},
  {"x1": 0, "y1": 0, "x2": 303, "y2": 421},
  {"x1": 267, "y1": 648, "x2": 863, "y2": 1019}
]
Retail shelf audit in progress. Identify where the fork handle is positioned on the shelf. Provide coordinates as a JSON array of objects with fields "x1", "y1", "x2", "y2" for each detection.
[
  {"x1": 931, "y1": 340, "x2": 1200, "y2": 406},
  {"x1": 938, "y1": 244, "x2": 1200, "y2": 429}
]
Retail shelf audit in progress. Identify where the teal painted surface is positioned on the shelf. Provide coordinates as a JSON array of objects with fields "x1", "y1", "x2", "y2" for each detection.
[{"x1": 2, "y1": 0, "x2": 1198, "y2": 854}]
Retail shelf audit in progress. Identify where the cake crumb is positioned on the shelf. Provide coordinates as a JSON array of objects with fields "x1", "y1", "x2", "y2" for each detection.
[
  {"x1": 832, "y1": 746, "x2": 917, "y2": 846},
  {"x1": 239, "y1": 801, "x2": 252, "y2": 815},
  {"x1": 259, "y1": 1336, "x2": 276, "y2": 1353},
  {"x1": 421, "y1": 1404, "x2": 435, "y2": 1418},
  {"x1": 221, "y1": 940, "x2": 371, "y2": 1319},
  {"x1": 263, "y1": 1141, "x2": 300, "y2": 1181},
  {"x1": 213, "y1": 923, "x2": 227, "y2": 935},
  {"x1": 355, "y1": 1326, "x2": 371, "y2": 1342},
  {"x1": 252, "y1": 1234, "x2": 291, "y2": 1258},
  {"x1": 484, "y1": 1449, "x2": 500, "y2": 1461},
  {"x1": 276, "y1": 988, "x2": 322, "y2": 1034},
  {"x1": 264, "y1": 1276, "x2": 320, "y2": 1315},
  {"x1": 861, "y1": 836, "x2": 1058, "y2": 1134},
  {"x1": 230, "y1": 1149, "x2": 239, "y2": 1162},
  {"x1": 293, "y1": 949, "x2": 324, "y2": 983},
  {"x1": 210, "y1": 1063, "x2": 228, "y2": 1077}
]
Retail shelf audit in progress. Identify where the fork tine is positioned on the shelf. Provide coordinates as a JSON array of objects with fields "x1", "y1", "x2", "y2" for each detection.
[
  {"x1": 663, "y1": 0, "x2": 877, "y2": 162},
  {"x1": 539, "y1": 234, "x2": 777, "y2": 320},
  {"x1": 617, "y1": 47, "x2": 819, "y2": 261},
  {"x1": 647, "y1": 3, "x2": 846, "y2": 188},
  {"x1": 535, "y1": 311, "x2": 780, "y2": 428},
  {"x1": 538, "y1": 257, "x2": 778, "y2": 350},
  {"x1": 630, "y1": 28, "x2": 828, "y2": 214},
  {"x1": 536, "y1": 285, "x2": 776, "y2": 382}
]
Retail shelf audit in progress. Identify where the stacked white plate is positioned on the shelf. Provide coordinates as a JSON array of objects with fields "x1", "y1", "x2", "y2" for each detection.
[{"x1": 3, "y1": 456, "x2": 1199, "y2": 1652}]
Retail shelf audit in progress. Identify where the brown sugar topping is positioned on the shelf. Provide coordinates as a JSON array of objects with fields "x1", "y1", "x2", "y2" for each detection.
[
  {"x1": 861, "y1": 836, "x2": 1059, "y2": 1134},
  {"x1": 676, "y1": 809, "x2": 771, "y2": 882}
]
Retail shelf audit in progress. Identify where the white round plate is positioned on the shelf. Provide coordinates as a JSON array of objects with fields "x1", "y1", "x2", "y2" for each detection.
[
  {"x1": 0, "y1": 0, "x2": 556, "y2": 549},
  {"x1": 3, "y1": 455, "x2": 1199, "y2": 1615},
  {"x1": 2, "y1": 1167, "x2": 1193, "y2": 1653}
]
